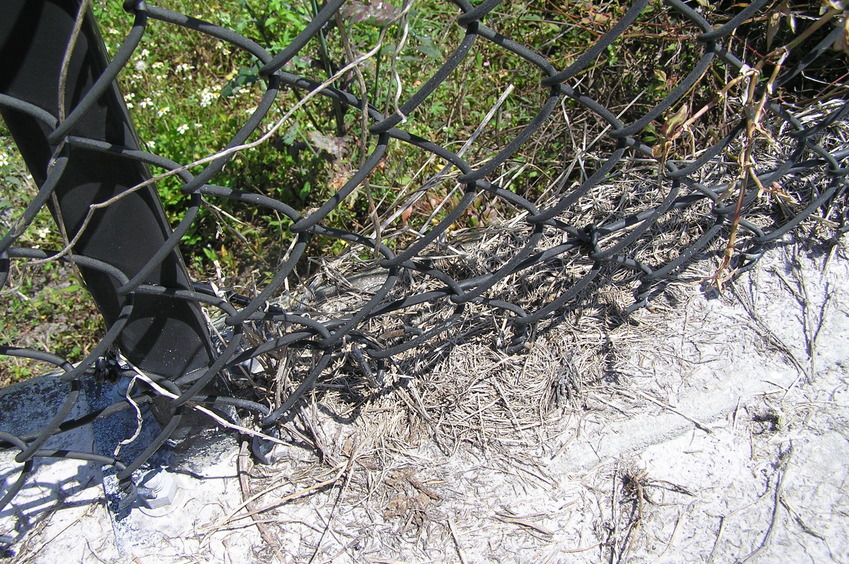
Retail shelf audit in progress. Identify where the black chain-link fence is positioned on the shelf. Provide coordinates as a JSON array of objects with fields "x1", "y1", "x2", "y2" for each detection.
[{"x1": 1, "y1": 0, "x2": 848, "y2": 513}]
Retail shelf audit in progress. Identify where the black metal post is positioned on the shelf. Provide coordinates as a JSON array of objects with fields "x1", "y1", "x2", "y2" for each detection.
[{"x1": 0, "y1": 0, "x2": 212, "y2": 378}]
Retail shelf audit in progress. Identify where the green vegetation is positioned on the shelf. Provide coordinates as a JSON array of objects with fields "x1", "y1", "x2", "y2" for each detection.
[
  {"x1": 2, "y1": 0, "x2": 846, "y2": 383},
  {"x1": 0, "y1": 142, "x2": 104, "y2": 385},
  {"x1": 0, "y1": 262, "x2": 104, "y2": 384},
  {"x1": 88, "y1": 0, "x2": 848, "y2": 272}
]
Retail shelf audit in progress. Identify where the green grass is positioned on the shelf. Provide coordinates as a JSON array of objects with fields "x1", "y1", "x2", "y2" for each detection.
[
  {"x1": 91, "y1": 0, "x2": 591, "y2": 266},
  {"x1": 0, "y1": 134, "x2": 104, "y2": 385},
  {"x1": 2, "y1": 0, "x2": 846, "y2": 383}
]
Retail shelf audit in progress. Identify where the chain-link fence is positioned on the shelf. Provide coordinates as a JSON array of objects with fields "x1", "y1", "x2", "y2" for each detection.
[{"x1": 1, "y1": 0, "x2": 848, "y2": 513}]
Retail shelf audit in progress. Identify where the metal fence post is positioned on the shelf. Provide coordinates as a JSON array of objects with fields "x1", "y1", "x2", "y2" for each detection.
[{"x1": 0, "y1": 0, "x2": 213, "y2": 379}]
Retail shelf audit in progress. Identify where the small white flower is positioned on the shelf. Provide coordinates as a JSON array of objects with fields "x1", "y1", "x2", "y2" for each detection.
[
  {"x1": 134, "y1": 60, "x2": 148, "y2": 72},
  {"x1": 36, "y1": 227, "x2": 49, "y2": 239},
  {"x1": 151, "y1": 61, "x2": 164, "y2": 69},
  {"x1": 176, "y1": 123, "x2": 189, "y2": 134},
  {"x1": 157, "y1": 106, "x2": 170, "y2": 117},
  {"x1": 140, "y1": 48, "x2": 150, "y2": 58},
  {"x1": 199, "y1": 88, "x2": 216, "y2": 107},
  {"x1": 0, "y1": 152, "x2": 10, "y2": 167},
  {"x1": 139, "y1": 97, "x2": 152, "y2": 108}
]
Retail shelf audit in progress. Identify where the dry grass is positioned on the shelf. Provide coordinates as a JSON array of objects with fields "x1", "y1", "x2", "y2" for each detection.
[
  {"x1": 193, "y1": 85, "x2": 848, "y2": 558},
  {"x1": 239, "y1": 104, "x2": 847, "y2": 435},
  {"x1": 1, "y1": 4, "x2": 847, "y2": 562}
]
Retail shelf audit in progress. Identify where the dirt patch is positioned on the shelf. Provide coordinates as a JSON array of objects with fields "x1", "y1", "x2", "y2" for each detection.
[{"x1": 162, "y1": 235, "x2": 847, "y2": 563}]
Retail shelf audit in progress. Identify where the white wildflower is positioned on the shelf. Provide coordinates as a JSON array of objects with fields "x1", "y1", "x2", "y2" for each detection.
[
  {"x1": 199, "y1": 88, "x2": 216, "y2": 107},
  {"x1": 176, "y1": 123, "x2": 189, "y2": 134},
  {"x1": 156, "y1": 106, "x2": 170, "y2": 117},
  {"x1": 0, "y1": 152, "x2": 9, "y2": 167}
]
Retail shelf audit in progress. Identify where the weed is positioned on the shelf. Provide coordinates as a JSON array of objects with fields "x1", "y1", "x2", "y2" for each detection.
[
  {"x1": 0, "y1": 128, "x2": 105, "y2": 385},
  {"x1": 2, "y1": 0, "x2": 845, "y2": 384}
]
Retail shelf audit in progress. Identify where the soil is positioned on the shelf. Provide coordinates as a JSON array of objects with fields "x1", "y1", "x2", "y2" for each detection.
[{"x1": 2, "y1": 235, "x2": 847, "y2": 563}]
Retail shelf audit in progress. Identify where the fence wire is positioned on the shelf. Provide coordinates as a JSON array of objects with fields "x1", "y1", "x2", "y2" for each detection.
[{"x1": 1, "y1": 0, "x2": 848, "y2": 513}]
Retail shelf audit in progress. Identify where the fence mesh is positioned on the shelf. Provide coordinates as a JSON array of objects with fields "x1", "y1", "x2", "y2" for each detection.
[{"x1": 1, "y1": 0, "x2": 848, "y2": 511}]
